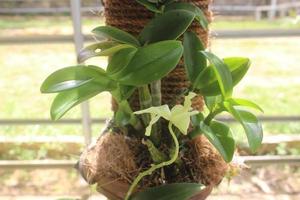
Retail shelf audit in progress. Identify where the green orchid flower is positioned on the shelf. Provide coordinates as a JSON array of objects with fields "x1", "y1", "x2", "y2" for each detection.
[{"x1": 134, "y1": 92, "x2": 199, "y2": 136}]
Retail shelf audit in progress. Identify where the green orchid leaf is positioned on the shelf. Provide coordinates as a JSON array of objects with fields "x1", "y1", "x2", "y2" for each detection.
[
  {"x1": 162, "y1": 0, "x2": 176, "y2": 5},
  {"x1": 199, "y1": 51, "x2": 233, "y2": 98},
  {"x1": 200, "y1": 121, "x2": 235, "y2": 162},
  {"x1": 191, "y1": 113, "x2": 204, "y2": 127},
  {"x1": 224, "y1": 57, "x2": 251, "y2": 85},
  {"x1": 183, "y1": 31, "x2": 206, "y2": 83},
  {"x1": 224, "y1": 103, "x2": 263, "y2": 152},
  {"x1": 78, "y1": 42, "x2": 135, "y2": 63},
  {"x1": 111, "y1": 84, "x2": 136, "y2": 102},
  {"x1": 136, "y1": 0, "x2": 162, "y2": 13},
  {"x1": 119, "y1": 85, "x2": 136, "y2": 101},
  {"x1": 195, "y1": 57, "x2": 250, "y2": 96},
  {"x1": 41, "y1": 65, "x2": 115, "y2": 93},
  {"x1": 92, "y1": 26, "x2": 140, "y2": 47},
  {"x1": 130, "y1": 183, "x2": 205, "y2": 200},
  {"x1": 51, "y1": 82, "x2": 108, "y2": 120},
  {"x1": 204, "y1": 95, "x2": 222, "y2": 111},
  {"x1": 106, "y1": 48, "x2": 137, "y2": 75},
  {"x1": 111, "y1": 40, "x2": 183, "y2": 86},
  {"x1": 139, "y1": 10, "x2": 195, "y2": 44},
  {"x1": 164, "y1": 2, "x2": 208, "y2": 29},
  {"x1": 226, "y1": 98, "x2": 264, "y2": 113},
  {"x1": 115, "y1": 100, "x2": 134, "y2": 126}
]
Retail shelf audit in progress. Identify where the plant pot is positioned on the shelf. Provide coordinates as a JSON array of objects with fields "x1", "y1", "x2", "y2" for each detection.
[{"x1": 97, "y1": 179, "x2": 213, "y2": 200}]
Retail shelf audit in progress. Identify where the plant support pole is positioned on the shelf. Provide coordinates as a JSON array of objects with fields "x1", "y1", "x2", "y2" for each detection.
[{"x1": 70, "y1": 0, "x2": 92, "y2": 146}]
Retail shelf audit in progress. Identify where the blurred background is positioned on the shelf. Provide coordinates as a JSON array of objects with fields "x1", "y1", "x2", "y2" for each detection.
[{"x1": 0, "y1": 0, "x2": 299, "y2": 199}]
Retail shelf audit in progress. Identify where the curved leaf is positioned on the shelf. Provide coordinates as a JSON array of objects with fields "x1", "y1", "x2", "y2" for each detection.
[
  {"x1": 106, "y1": 48, "x2": 137, "y2": 75},
  {"x1": 138, "y1": 10, "x2": 195, "y2": 44},
  {"x1": 92, "y1": 26, "x2": 140, "y2": 46},
  {"x1": 201, "y1": 121, "x2": 235, "y2": 162},
  {"x1": 195, "y1": 57, "x2": 250, "y2": 96},
  {"x1": 111, "y1": 40, "x2": 183, "y2": 86},
  {"x1": 136, "y1": 0, "x2": 162, "y2": 13},
  {"x1": 78, "y1": 42, "x2": 135, "y2": 63},
  {"x1": 224, "y1": 103, "x2": 263, "y2": 152},
  {"x1": 226, "y1": 98, "x2": 264, "y2": 113},
  {"x1": 223, "y1": 57, "x2": 251, "y2": 85},
  {"x1": 41, "y1": 65, "x2": 115, "y2": 93},
  {"x1": 164, "y1": 2, "x2": 208, "y2": 29},
  {"x1": 204, "y1": 95, "x2": 222, "y2": 111},
  {"x1": 51, "y1": 82, "x2": 107, "y2": 120},
  {"x1": 183, "y1": 31, "x2": 206, "y2": 83},
  {"x1": 130, "y1": 183, "x2": 205, "y2": 200},
  {"x1": 199, "y1": 51, "x2": 233, "y2": 98}
]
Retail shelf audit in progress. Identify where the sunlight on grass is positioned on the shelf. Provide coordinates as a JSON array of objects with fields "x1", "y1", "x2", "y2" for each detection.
[
  {"x1": 211, "y1": 17, "x2": 300, "y2": 30},
  {"x1": 0, "y1": 15, "x2": 104, "y2": 36},
  {"x1": 0, "y1": 35, "x2": 299, "y2": 137},
  {"x1": 0, "y1": 43, "x2": 111, "y2": 136}
]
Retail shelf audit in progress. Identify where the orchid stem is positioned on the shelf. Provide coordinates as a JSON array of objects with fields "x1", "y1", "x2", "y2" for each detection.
[
  {"x1": 125, "y1": 122, "x2": 179, "y2": 200},
  {"x1": 150, "y1": 80, "x2": 162, "y2": 145},
  {"x1": 138, "y1": 85, "x2": 152, "y2": 125}
]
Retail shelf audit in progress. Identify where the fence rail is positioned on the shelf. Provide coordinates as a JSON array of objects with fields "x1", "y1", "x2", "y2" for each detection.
[
  {"x1": 0, "y1": 115, "x2": 299, "y2": 125},
  {"x1": 1, "y1": 156, "x2": 299, "y2": 170},
  {"x1": 1, "y1": 29, "x2": 300, "y2": 45},
  {"x1": 1, "y1": 0, "x2": 300, "y2": 170},
  {"x1": 0, "y1": 6, "x2": 103, "y2": 14}
]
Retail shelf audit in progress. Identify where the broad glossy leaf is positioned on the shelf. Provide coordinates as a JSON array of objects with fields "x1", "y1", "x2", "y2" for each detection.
[
  {"x1": 92, "y1": 26, "x2": 140, "y2": 46},
  {"x1": 111, "y1": 84, "x2": 136, "y2": 102},
  {"x1": 164, "y1": 2, "x2": 208, "y2": 29},
  {"x1": 106, "y1": 48, "x2": 137, "y2": 75},
  {"x1": 139, "y1": 10, "x2": 195, "y2": 44},
  {"x1": 191, "y1": 113, "x2": 204, "y2": 127},
  {"x1": 51, "y1": 82, "x2": 107, "y2": 120},
  {"x1": 226, "y1": 98, "x2": 264, "y2": 113},
  {"x1": 183, "y1": 31, "x2": 206, "y2": 83},
  {"x1": 199, "y1": 51, "x2": 233, "y2": 97},
  {"x1": 115, "y1": 100, "x2": 134, "y2": 126},
  {"x1": 130, "y1": 183, "x2": 205, "y2": 200},
  {"x1": 204, "y1": 95, "x2": 222, "y2": 111},
  {"x1": 78, "y1": 42, "x2": 135, "y2": 63},
  {"x1": 201, "y1": 121, "x2": 235, "y2": 162},
  {"x1": 41, "y1": 65, "x2": 115, "y2": 93},
  {"x1": 111, "y1": 40, "x2": 183, "y2": 86},
  {"x1": 195, "y1": 57, "x2": 250, "y2": 96},
  {"x1": 224, "y1": 103, "x2": 263, "y2": 152},
  {"x1": 224, "y1": 57, "x2": 251, "y2": 85},
  {"x1": 136, "y1": 0, "x2": 162, "y2": 13}
]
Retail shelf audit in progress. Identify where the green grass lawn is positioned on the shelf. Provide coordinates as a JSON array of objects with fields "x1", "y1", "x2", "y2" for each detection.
[
  {"x1": 0, "y1": 15, "x2": 300, "y2": 139},
  {"x1": 211, "y1": 16, "x2": 300, "y2": 30},
  {"x1": 0, "y1": 15, "x2": 299, "y2": 37}
]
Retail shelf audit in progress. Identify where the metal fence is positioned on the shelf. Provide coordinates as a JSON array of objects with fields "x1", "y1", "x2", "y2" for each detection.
[
  {"x1": 0, "y1": 0, "x2": 300, "y2": 168},
  {"x1": 1, "y1": 0, "x2": 300, "y2": 20}
]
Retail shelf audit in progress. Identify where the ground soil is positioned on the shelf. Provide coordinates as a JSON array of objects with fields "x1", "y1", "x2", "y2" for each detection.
[{"x1": 0, "y1": 165, "x2": 299, "y2": 200}]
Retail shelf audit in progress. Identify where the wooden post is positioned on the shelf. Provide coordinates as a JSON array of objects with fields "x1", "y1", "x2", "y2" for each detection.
[
  {"x1": 269, "y1": 0, "x2": 278, "y2": 20},
  {"x1": 70, "y1": 0, "x2": 92, "y2": 146}
]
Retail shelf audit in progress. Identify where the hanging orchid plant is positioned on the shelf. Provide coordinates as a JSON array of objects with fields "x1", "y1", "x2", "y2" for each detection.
[{"x1": 41, "y1": 0, "x2": 263, "y2": 199}]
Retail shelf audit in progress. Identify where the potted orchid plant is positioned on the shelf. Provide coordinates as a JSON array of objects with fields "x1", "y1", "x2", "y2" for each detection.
[{"x1": 41, "y1": 0, "x2": 263, "y2": 199}]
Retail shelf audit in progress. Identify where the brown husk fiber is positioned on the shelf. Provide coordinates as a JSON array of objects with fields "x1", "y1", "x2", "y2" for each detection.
[
  {"x1": 79, "y1": 133, "x2": 139, "y2": 185},
  {"x1": 79, "y1": 133, "x2": 228, "y2": 199}
]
